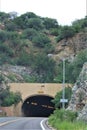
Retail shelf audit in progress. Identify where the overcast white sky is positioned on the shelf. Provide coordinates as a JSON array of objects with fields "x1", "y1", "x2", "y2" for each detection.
[{"x1": 0, "y1": 0, "x2": 86, "y2": 25}]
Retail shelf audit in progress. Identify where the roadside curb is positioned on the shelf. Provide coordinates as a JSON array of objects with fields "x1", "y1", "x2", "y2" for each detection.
[{"x1": 40, "y1": 119, "x2": 55, "y2": 130}]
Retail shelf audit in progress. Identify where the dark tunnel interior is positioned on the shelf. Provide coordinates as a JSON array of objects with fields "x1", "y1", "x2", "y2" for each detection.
[{"x1": 22, "y1": 95, "x2": 55, "y2": 117}]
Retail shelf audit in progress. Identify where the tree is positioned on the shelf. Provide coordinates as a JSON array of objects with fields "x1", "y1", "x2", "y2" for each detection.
[
  {"x1": 5, "y1": 21, "x2": 18, "y2": 31},
  {"x1": 26, "y1": 18, "x2": 44, "y2": 30},
  {"x1": 0, "y1": 85, "x2": 22, "y2": 106},
  {"x1": 0, "y1": 30, "x2": 9, "y2": 42},
  {"x1": 43, "y1": 17, "x2": 58, "y2": 29},
  {"x1": 32, "y1": 33, "x2": 51, "y2": 48},
  {"x1": 22, "y1": 28, "x2": 38, "y2": 41},
  {"x1": 72, "y1": 16, "x2": 87, "y2": 32},
  {"x1": 8, "y1": 11, "x2": 18, "y2": 19},
  {"x1": 0, "y1": 74, "x2": 4, "y2": 84},
  {"x1": 56, "y1": 26, "x2": 75, "y2": 42},
  {"x1": 17, "y1": 51, "x2": 34, "y2": 66},
  {"x1": 14, "y1": 12, "x2": 42, "y2": 29},
  {"x1": 52, "y1": 86, "x2": 72, "y2": 108},
  {"x1": 32, "y1": 53, "x2": 56, "y2": 82},
  {"x1": 0, "y1": 12, "x2": 10, "y2": 23},
  {"x1": 64, "y1": 48, "x2": 87, "y2": 83},
  {"x1": 20, "y1": 12, "x2": 38, "y2": 19}
]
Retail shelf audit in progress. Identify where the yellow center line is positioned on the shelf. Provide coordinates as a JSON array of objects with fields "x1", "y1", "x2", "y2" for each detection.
[{"x1": 0, "y1": 118, "x2": 21, "y2": 127}]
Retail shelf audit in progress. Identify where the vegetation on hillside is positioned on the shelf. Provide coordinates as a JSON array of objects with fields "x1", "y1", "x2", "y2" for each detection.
[
  {"x1": 0, "y1": 74, "x2": 22, "y2": 106},
  {"x1": 48, "y1": 109, "x2": 87, "y2": 130},
  {"x1": 0, "y1": 12, "x2": 87, "y2": 83},
  {"x1": 52, "y1": 86, "x2": 72, "y2": 108}
]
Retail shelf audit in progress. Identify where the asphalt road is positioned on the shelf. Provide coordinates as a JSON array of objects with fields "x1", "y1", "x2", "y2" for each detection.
[{"x1": 0, "y1": 117, "x2": 45, "y2": 130}]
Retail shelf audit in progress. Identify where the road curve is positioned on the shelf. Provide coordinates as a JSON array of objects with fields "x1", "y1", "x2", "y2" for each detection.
[{"x1": 0, "y1": 117, "x2": 45, "y2": 130}]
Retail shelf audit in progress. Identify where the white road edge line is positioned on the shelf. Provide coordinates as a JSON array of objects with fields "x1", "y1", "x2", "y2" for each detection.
[
  {"x1": 0, "y1": 118, "x2": 21, "y2": 127},
  {"x1": 40, "y1": 119, "x2": 46, "y2": 130}
]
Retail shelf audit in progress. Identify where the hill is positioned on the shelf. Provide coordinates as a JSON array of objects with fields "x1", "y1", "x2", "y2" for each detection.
[{"x1": 0, "y1": 12, "x2": 87, "y2": 83}]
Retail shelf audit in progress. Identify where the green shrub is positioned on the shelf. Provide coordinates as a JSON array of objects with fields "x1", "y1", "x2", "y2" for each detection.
[
  {"x1": 48, "y1": 109, "x2": 87, "y2": 130},
  {"x1": 32, "y1": 33, "x2": 51, "y2": 48},
  {"x1": 43, "y1": 43, "x2": 55, "y2": 54},
  {"x1": 2, "y1": 92, "x2": 16, "y2": 106},
  {"x1": 50, "y1": 28, "x2": 59, "y2": 36},
  {"x1": 0, "y1": 44, "x2": 14, "y2": 57},
  {"x1": 14, "y1": 12, "x2": 39, "y2": 29},
  {"x1": 0, "y1": 30, "x2": 9, "y2": 42},
  {"x1": 1, "y1": 86, "x2": 22, "y2": 107},
  {"x1": 53, "y1": 109, "x2": 77, "y2": 122},
  {"x1": 52, "y1": 86, "x2": 72, "y2": 108},
  {"x1": 5, "y1": 21, "x2": 18, "y2": 31},
  {"x1": 0, "y1": 53, "x2": 11, "y2": 65},
  {"x1": 26, "y1": 18, "x2": 44, "y2": 30},
  {"x1": 17, "y1": 51, "x2": 34, "y2": 66},
  {"x1": 56, "y1": 26, "x2": 75, "y2": 42},
  {"x1": 67, "y1": 48, "x2": 87, "y2": 83},
  {"x1": 43, "y1": 17, "x2": 58, "y2": 29},
  {"x1": 32, "y1": 53, "x2": 56, "y2": 82},
  {"x1": 22, "y1": 74, "x2": 37, "y2": 83},
  {"x1": 72, "y1": 17, "x2": 87, "y2": 32},
  {"x1": 0, "y1": 12, "x2": 10, "y2": 23},
  {"x1": 0, "y1": 74, "x2": 5, "y2": 83},
  {"x1": 22, "y1": 28, "x2": 38, "y2": 41},
  {"x1": 7, "y1": 74, "x2": 17, "y2": 82},
  {"x1": 54, "y1": 49, "x2": 87, "y2": 83}
]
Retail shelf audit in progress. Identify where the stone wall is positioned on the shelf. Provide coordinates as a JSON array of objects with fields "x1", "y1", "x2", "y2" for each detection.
[{"x1": 0, "y1": 102, "x2": 22, "y2": 117}]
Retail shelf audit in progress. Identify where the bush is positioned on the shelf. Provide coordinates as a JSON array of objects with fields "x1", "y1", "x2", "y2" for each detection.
[
  {"x1": 53, "y1": 109, "x2": 77, "y2": 122},
  {"x1": 54, "y1": 49, "x2": 87, "y2": 83},
  {"x1": 67, "y1": 48, "x2": 87, "y2": 82},
  {"x1": 14, "y1": 12, "x2": 38, "y2": 29},
  {"x1": 32, "y1": 53, "x2": 56, "y2": 82},
  {"x1": 48, "y1": 109, "x2": 87, "y2": 130},
  {"x1": 0, "y1": 74, "x2": 5, "y2": 83},
  {"x1": 44, "y1": 44, "x2": 55, "y2": 53},
  {"x1": 22, "y1": 28, "x2": 38, "y2": 41},
  {"x1": 0, "y1": 30, "x2": 9, "y2": 42},
  {"x1": 56, "y1": 26, "x2": 75, "y2": 42},
  {"x1": 52, "y1": 86, "x2": 72, "y2": 108},
  {"x1": 50, "y1": 28, "x2": 59, "y2": 36},
  {"x1": 26, "y1": 18, "x2": 44, "y2": 30},
  {"x1": 0, "y1": 53, "x2": 11, "y2": 65},
  {"x1": 72, "y1": 17, "x2": 87, "y2": 32},
  {"x1": 17, "y1": 51, "x2": 34, "y2": 66},
  {"x1": 43, "y1": 17, "x2": 58, "y2": 29},
  {"x1": 22, "y1": 74, "x2": 37, "y2": 83},
  {"x1": 0, "y1": 44, "x2": 14, "y2": 57},
  {"x1": 5, "y1": 21, "x2": 18, "y2": 31},
  {"x1": 0, "y1": 86, "x2": 22, "y2": 106},
  {"x1": 0, "y1": 12, "x2": 10, "y2": 23},
  {"x1": 32, "y1": 33, "x2": 51, "y2": 48}
]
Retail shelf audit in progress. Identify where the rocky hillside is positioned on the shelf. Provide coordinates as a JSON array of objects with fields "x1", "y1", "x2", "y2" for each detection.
[
  {"x1": 53, "y1": 31, "x2": 87, "y2": 61},
  {"x1": 0, "y1": 12, "x2": 87, "y2": 83},
  {"x1": 0, "y1": 64, "x2": 32, "y2": 83},
  {"x1": 67, "y1": 62, "x2": 87, "y2": 121}
]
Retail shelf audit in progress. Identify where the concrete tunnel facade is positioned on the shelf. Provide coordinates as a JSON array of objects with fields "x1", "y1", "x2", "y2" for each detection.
[{"x1": 6, "y1": 83, "x2": 70, "y2": 116}]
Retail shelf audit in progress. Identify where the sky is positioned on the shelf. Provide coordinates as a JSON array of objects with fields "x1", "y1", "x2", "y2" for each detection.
[{"x1": 0, "y1": 0, "x2": 86, "y2": 25}]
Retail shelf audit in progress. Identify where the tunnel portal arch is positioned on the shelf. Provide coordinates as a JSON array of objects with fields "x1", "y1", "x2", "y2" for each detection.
[{"x1": 22, "y1": 94, "x2": 55, "y2": 117}]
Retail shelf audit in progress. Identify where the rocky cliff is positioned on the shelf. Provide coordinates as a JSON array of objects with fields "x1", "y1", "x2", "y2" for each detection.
[
  {"x1": 53, "y1": 31, "x2": 87, "y2": 62},
  {"x1": 67, "y1": 62, "x2": 87, "y2": 121},
  {"x1": 0, "y1": 64, "x2": 32, "y2": 83}
]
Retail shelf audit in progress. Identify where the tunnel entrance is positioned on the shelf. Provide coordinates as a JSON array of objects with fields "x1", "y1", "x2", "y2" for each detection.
[{"x1": 22, "y1": 95, "x2": 55, "y2": 117}]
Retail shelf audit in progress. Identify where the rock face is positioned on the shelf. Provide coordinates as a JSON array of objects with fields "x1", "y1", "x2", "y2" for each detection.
[
  {"x1": 54, "y1": 32, "x2": 87, "y2": 62},
  {"x1": 67, "y1": 62, "x2": 87, "y2": 120},
  {"x1": 0, "y1": 64, "x2": 32, "y2": 83}
]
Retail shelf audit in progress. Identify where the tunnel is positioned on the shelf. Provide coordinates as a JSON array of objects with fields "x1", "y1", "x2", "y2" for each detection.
[{"x1": 22, "y1": 95, "x2": 55, "y2": 117}]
